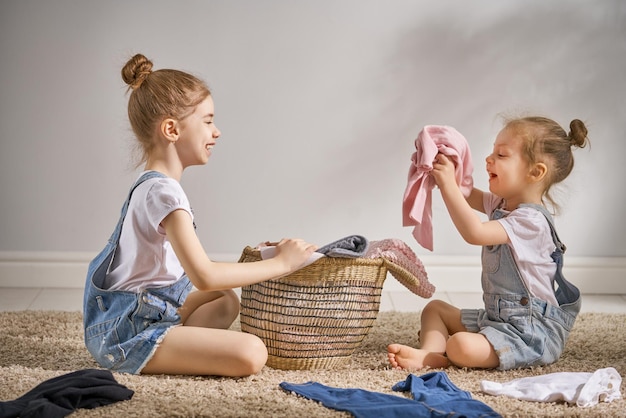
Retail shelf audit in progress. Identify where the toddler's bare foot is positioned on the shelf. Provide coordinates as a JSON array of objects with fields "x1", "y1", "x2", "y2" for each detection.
[{"x1": 387, "y1": 343, "x2": 449, "y2": 370}]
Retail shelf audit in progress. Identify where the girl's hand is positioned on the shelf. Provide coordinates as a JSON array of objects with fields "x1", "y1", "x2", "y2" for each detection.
[
  {"x1": 431, "y1": 153, "x2": 457, "y2": 191},
  {"x1": 274, "y1": 238, "x2": 318, "y2": 271}
]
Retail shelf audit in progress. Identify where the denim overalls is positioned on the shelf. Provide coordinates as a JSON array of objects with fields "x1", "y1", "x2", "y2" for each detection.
[
  {"x1": 461, "y1": 203, "x2": 581, "y2": 370},
  {"x1": 83, "y1": 171, "x2": 193, "y2": 374}
]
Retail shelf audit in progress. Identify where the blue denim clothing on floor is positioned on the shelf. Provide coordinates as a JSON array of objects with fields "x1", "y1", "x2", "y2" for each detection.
[
  {"x1": 83, "y1": 171, "x2": 193, "y2": 374},
  {"x1": 280, "y1": 372, "x2": 501, "y2": 418},
  {"x1": 461, "y1": 204, "x2": 581, "y2": 370}
]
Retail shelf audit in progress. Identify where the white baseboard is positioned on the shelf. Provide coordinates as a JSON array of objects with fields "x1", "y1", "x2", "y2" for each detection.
[{"x1": 0, "y1": 252, "x2": 625, "y2": 294}]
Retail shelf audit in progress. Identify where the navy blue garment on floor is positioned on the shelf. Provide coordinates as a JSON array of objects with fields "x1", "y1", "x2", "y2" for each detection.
[
  {"x1": 280, "y1": 371, "x2": 501, "y2": 418},
  {"x1": 0, "y1": 369, "x2": 134, "y2": 418}
]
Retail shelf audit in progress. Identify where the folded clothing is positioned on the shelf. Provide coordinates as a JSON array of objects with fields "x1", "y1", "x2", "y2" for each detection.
[
  {"x1": 259, "y1": 236, "x2": 434, "y2": 299},
  {"x1": 316, "y1": 235, "x2": 369, "y2": 258},
  {"x1": 0, "y1": 369, "x2": 134, "y2": 418},
  {"x1": 259, "y1": 245, "x2": 325, "y2": 269},
  {"x1": 366, "y1": 238, "x2": 435, "y2": 298},
  {"x1": 257, "y1": 234, "x2": 366, "y2": 273}
]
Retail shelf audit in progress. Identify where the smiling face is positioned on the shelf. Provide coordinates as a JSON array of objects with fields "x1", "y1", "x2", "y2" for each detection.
[
  {"x1": 485, "y1": 127, "x2": 537, "y2": 208},
  {"x1": 175, "y1": 95, "x2": 221, "y2": 168}
]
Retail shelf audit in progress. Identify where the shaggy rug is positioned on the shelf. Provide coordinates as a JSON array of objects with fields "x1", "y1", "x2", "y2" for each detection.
[{"x1": 0, "y1": 310, "x2": 624, "y2": 417}]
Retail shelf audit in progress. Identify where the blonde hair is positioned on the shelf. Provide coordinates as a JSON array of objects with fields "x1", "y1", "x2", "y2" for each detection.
[
  {"x1": 121, "y1": 53, "x2": 211, "y2": 164},
  {"x1": 503, "y1": 116, "x2": 589, "y2": 212}
]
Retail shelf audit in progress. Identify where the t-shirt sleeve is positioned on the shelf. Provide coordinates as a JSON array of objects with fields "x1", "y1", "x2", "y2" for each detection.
[
  {"x1": 497, "y1": 207, "x2": 553, "y2": 261},
  {"x1": 483, "y1": 192, "x2": 503, "y2": 215},
  {"x1": 144, "y1": 179, "x2": 193, "y2": 233}
]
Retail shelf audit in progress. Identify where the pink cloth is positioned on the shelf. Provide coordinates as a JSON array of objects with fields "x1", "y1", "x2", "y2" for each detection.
[
  {"x1": 365, "y1": 239, "x2": 435, "y2": 298},
  {"x1": 402, "y1": 125, "x2": 474, "y2": 251}
]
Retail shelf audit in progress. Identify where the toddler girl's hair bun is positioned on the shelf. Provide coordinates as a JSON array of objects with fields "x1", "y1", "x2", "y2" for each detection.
[
  {"x1": 121, "y1": 53, "x2": 153, "y2": 90},
  {"x1": 568, "y1": 119, "x2": 589, "y2": 149}
]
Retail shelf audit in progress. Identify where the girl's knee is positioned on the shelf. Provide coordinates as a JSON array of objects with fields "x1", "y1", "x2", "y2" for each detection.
[
  {"x1": 222, "y1": 289, "x2": 241, "y2": 316},
  {"x1": 445, "y1": 333, "x2": 468, "y2": 364},
  {"x1": 446, "y1": 333, "x2": 498, "y2": 369},
  {"x1": 210, "y1": 290, "x2": 241, "y2": 324},
  {"x1": 422, "y1": 299, "x2": 452, "y2": 318},
  {"x1": 238, "y1": 335, "x2": 268, "y2": 375}
]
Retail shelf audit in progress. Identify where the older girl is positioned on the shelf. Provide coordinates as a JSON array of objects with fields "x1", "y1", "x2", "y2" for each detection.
[{"x1": 84, "y1": 54, "x2": 316, "y2": 377}]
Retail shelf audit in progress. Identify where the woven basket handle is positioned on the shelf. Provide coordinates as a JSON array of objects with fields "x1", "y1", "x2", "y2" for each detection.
[{"x1": 381, "y1": 258, "x2": 435, "y2": 299}]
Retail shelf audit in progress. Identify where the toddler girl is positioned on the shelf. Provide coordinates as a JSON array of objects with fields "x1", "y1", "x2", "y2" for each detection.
[{"x1": 388, "y1": 116, "x2": 589, "y2": 370}]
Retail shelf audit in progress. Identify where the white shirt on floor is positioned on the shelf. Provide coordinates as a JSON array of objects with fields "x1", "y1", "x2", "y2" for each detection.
[{"x1": 481, "y1": 367, "x2": 622, "y2": 407}]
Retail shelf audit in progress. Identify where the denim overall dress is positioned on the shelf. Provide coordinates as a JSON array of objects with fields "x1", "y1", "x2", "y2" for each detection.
[
  {"x1": 461, "y1": 203, "x2": 581, "y2": 370},
  {"x1": 83, "y1": 171, "x2": 193, "y2": 374}
]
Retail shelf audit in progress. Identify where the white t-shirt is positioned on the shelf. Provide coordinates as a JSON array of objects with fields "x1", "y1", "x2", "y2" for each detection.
[
  {"x1": 484, "y1": 193, "x2": 559, "y2": 306},
  {"x1": 103, "y1": 172, "x2": 193, "y2": 292}
]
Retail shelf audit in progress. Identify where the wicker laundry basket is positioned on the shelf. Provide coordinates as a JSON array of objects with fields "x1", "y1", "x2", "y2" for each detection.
[{"x1": 238, "y1": 246, "x2": 394, "y2": 370}]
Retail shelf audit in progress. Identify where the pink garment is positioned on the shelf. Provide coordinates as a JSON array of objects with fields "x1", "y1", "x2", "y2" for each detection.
[
  {"x1": 365, "y1": 238, "x2": 435, "y2": 298},
  {"x1": 402, "y1": 125, "x2": 474, "y2": 251}
]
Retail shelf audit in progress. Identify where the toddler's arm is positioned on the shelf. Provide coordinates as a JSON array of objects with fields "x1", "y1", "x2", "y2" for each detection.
[
  {"x1": 432, "y1": 154, "x2": 507, "y2": 246},
  {"x1": 466, "y1": 188, "x2": 486, "y2": 214}
]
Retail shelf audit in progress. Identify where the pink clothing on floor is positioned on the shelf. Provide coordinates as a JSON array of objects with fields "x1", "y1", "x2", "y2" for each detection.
[{"x1": 402, "y1": 125, "x2": 474, "y2": 251}]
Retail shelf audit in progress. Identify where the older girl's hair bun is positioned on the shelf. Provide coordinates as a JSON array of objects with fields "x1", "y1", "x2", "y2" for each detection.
[
  {"x1": 121, "y1": 53, "x2": 153, "y2": 90},
  {"x1": 568, "y1": 119, "x2": 589, "y2": 149}
]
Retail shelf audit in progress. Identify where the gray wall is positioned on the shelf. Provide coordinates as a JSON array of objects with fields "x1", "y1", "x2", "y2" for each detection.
[{"x1": 1, "y1": 0, "x2": 624, "y2": 258}]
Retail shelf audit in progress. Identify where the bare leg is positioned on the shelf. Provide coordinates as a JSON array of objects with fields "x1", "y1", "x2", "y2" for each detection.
[
  {"x1": 446, "y1": 332, "x2": 499, "y2": 369},
  {"x1": 141, "y1": 289, "x2": 268, "y2": 376},
  {"x1": 141, "y1": 326, "x2": 268, "y2": 376},
  {"x1": 178, "y1": 289, "x2": 240, "y2": 329},
  {"x1": 387, "y1": 299, "x2": 465, "y2": 370}
]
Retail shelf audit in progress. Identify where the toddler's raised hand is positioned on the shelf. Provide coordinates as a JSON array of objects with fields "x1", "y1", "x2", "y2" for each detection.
[{"x1": 431, "y1": 153, "x2": 457, "y2": 191}]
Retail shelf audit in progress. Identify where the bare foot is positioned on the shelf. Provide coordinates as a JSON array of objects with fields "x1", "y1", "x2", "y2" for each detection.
[{"x1": 387, "y1": 343, "x2": 449, "y2": 370}]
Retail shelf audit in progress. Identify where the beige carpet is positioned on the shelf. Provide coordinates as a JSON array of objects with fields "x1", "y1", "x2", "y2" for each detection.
[{"x1": 1, "y1": 310, "x2": 624, "y2": 418}]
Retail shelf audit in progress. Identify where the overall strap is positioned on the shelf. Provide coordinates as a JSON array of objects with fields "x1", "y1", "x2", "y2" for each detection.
[
  {"x1": 519, "y1": 203, "x2": 566, "y2": 254},
  {"x1": 84, "y1": 170, "x2": 168, "y2": 297},
  {"x1": 107, "y1": 171, "x2": 167, "y2": 246}
]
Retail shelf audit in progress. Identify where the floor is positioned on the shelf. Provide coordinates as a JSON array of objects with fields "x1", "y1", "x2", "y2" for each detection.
[{"x1": 1, "y1": 287, "x2": 626, "y2": 313}]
